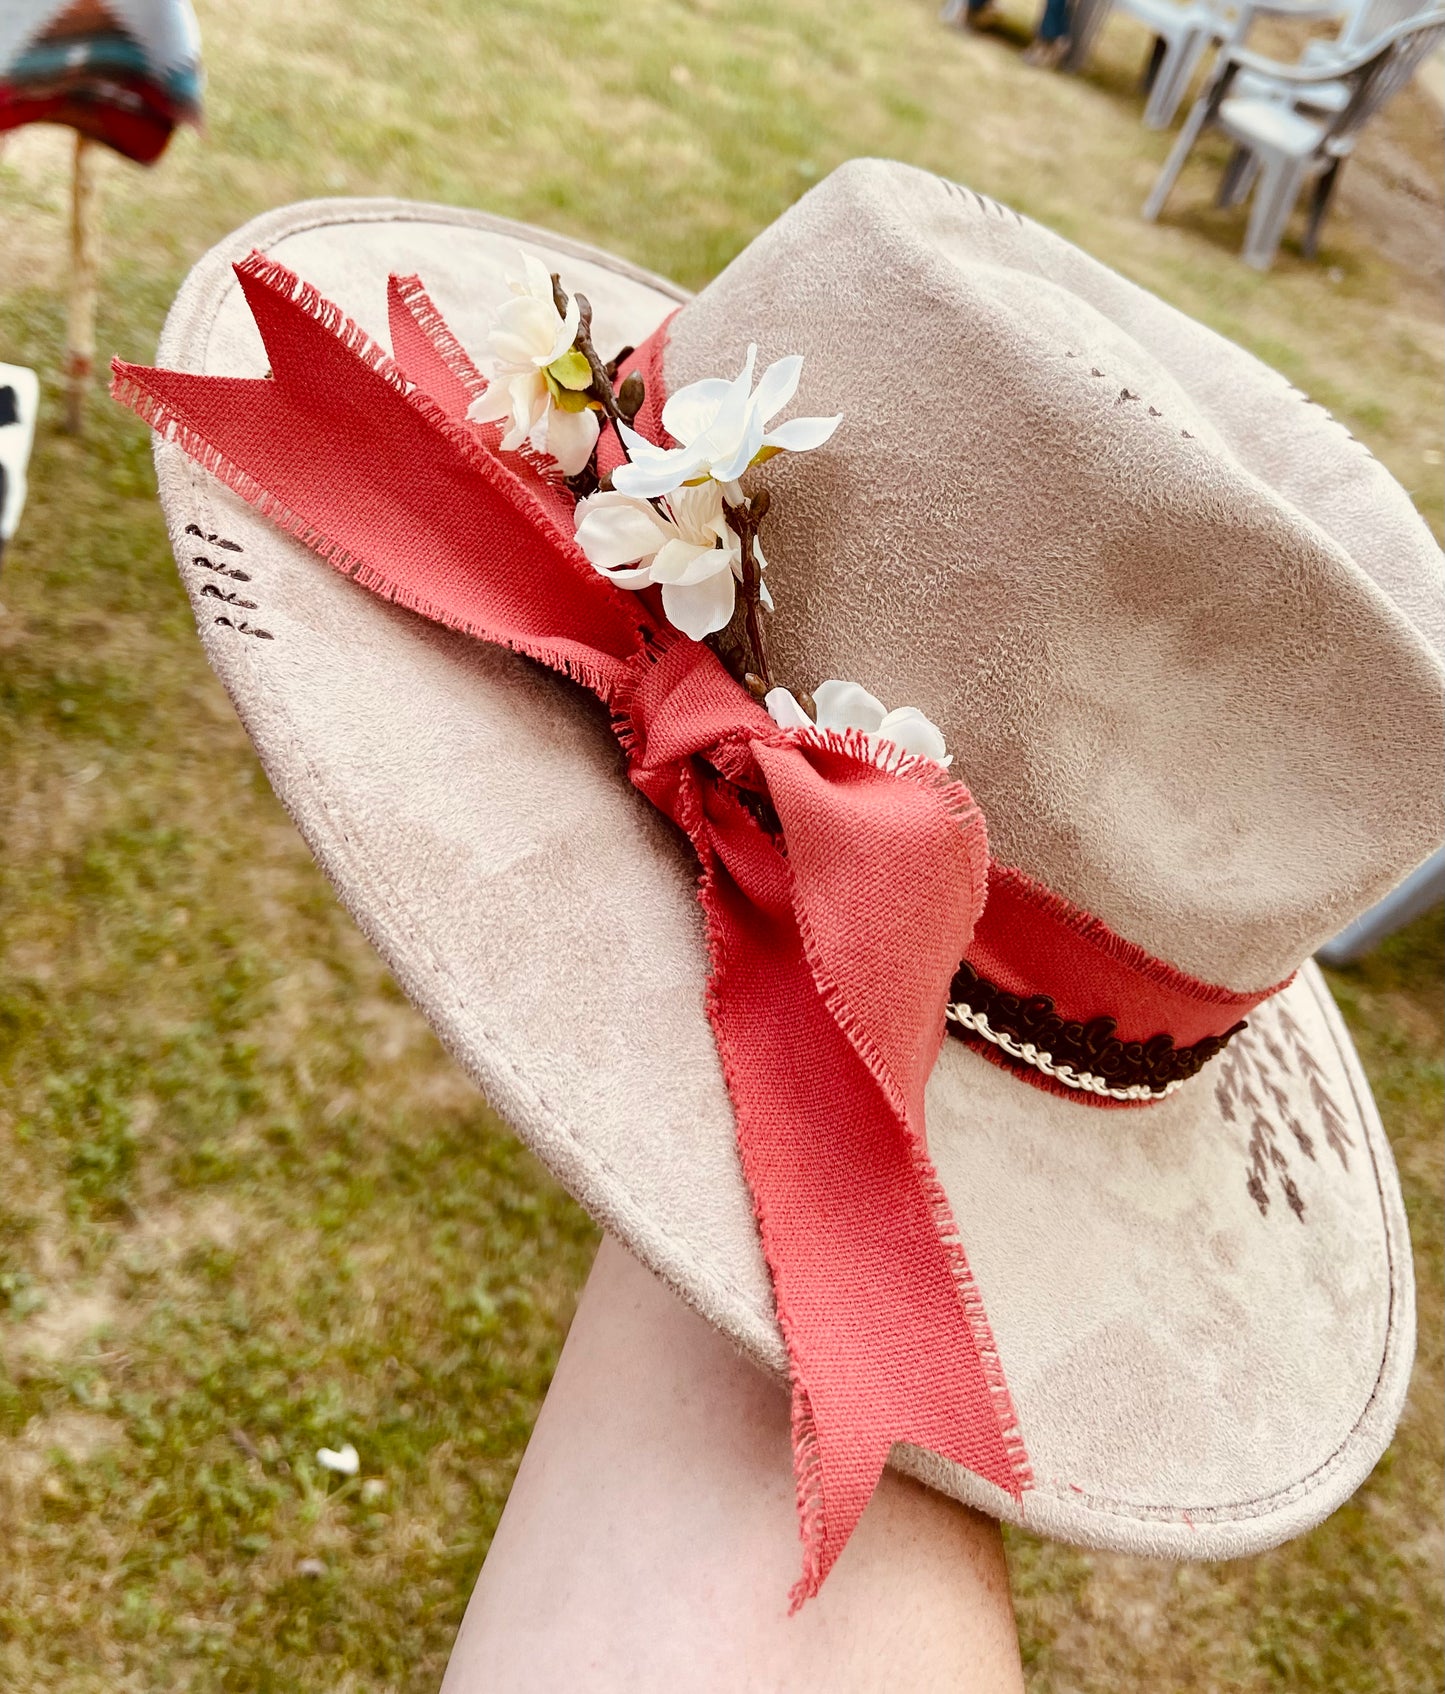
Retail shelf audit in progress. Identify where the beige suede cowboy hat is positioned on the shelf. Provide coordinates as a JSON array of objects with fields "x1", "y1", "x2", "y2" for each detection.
[{"x1": 117, "y1": 158, "x2": 1443, "y2": 1586}]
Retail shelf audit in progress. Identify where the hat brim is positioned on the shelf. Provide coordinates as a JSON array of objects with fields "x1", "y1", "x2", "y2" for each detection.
[{"x1": 152, "y1": 198, "x2": 1414, "y2": 1560}]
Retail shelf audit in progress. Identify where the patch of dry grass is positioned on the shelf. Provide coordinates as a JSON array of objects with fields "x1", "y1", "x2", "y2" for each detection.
[{"x1": 0, "y1": 1, "x2": 1440, "y2": 1688}]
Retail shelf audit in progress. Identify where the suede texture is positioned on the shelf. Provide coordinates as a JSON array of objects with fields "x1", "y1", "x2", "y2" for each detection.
[
  {"x1": 150, "y1": 186, "x2": 1422, "y2": 1560},
  {"x1": 666, "y1": 160, "x2": 1445, "y2": 990}
]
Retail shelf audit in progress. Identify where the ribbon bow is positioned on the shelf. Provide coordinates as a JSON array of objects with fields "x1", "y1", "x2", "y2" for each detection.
[{"x1": 114, "y1": 254, "x2": 1031, "y2": 1604}]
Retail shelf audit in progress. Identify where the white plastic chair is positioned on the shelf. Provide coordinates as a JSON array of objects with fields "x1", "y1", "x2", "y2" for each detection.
[
  {"x1": 1066, "y1": 0, "x2": 1346, "y2": 127},
  {"x1": 1064, "y1": 0, "x2": 1223, "y2": 123},
  {"x1": 1215, "y1": 0, "x2": 1437, "y2": 246},
  {"x1": 1231, "y1": 0, "x2": 1434, "y2": 112},
  {"x1": 1134, "y1": 0, "x2": 1225, "y2": 125},
  {"x1": 1143, "y1": 7, "x2": 1445, "y2": 266}
]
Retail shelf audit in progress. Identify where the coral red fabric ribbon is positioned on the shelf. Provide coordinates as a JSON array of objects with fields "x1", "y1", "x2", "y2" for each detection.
[{"x1": 113, "y1": 255, "x2": 1031, "y2": 1604}]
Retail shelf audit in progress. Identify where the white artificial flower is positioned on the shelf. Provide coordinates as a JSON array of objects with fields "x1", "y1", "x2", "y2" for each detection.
[
  {"x1": 467, "y1": 252, "x2": 601, "y2": 476},
  {"x1": 574, "y1": 480, "x2": 770, "y2": 640},
  {"x1": 316, "y1": 1443, "x2": 360, "y2": 1477},
  {"x1": 765, "y1": 679, "x2": 952, "y2": 768},
  {"x1": 611, "y1": 344, "x2": 841, "y2": 502}
]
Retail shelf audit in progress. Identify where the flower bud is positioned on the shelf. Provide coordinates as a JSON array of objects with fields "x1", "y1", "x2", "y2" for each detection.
[{"x1": 617, "y1": 370, "x2": 646, "y2": 420}]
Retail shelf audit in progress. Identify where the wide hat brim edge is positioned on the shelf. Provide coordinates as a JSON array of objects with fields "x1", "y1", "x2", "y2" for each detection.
[{"x1": 149, "y1": 194, "x2": 1417, "y2": 1563}]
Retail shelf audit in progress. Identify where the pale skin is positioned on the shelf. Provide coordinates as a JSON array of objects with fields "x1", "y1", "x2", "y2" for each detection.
[{"x1": 441, "y1": 1235, "x2": 1026, "y2": 1694}]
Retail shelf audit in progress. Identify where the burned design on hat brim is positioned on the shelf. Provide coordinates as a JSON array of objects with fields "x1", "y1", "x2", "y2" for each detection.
[{"x1": 1215, "y1": 995, "x2": 1353, "y2": 1220}]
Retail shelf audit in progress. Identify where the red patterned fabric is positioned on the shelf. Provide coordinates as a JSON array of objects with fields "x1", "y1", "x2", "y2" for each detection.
[
  {"x1": 112, "y1": 256, "x2": 1031, "y2": 1604},
  {"x1": 971, "y1": 863, "x2": 1284, "y2": 1047},
  {"x1": 0, "y1": 85, "x2": 173, "y2": 164},
  {"x1": 0, "y1": 1, "x2": 203, "y2": 165}
]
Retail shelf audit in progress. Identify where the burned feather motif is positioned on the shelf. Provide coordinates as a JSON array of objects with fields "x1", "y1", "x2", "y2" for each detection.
[{"x1": 1215, "y1": 996, "x2": 1352, "y2": 1221}]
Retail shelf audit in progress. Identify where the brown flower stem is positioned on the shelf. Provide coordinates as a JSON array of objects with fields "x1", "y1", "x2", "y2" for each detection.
[
  {"x1": 740, "y1": 540, "x2": 772, "y2": 693},
  {"x1": 549, "y1": 273, "x2": 789, "y2": 707},
  {"x1": 726, "y1": 498, "x2": 772, "y2": 694},
  {"x1": 551, "y1": 274, "x2": 626, "y2": 425},
  {"x1": 552, "y1": 274, "x2": 647, "y2": 496}
]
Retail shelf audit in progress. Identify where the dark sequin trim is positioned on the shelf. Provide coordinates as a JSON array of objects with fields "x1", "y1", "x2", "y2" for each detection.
[{"x1": 946, "y1": 959, "x2": 1246, "y2": 1099}]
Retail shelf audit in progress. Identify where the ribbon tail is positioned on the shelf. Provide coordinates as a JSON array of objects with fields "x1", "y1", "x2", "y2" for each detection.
[
  {"x1": 699, "y1": 803, "x2": 1029, "y2": 1608},
  {"x1": 788, "y1": 1379, "x2": 893, "y2": 1610},
  {"x1": 386, "y1": 273, "x2": 488, "y2": 418},
  {"x1": 111, "y1": 254, "x2": 644, "y2": 695}
]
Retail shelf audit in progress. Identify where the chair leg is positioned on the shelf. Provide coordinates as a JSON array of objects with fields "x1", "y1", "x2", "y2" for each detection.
[
  {"x1": 1302, "y1": 157, "x2": 1341, "y2": 259},
  {"x1": 1143, "y1": 92, "x2": 1211, "y2": 220},
  {"x1": 1242, "y1": 155, "x2": 1305, "y2": 269},
  {"x1": 1147, "y1": 30, "x2": 1210, "y2": 130},
  {"x1": 1062, "y1": 0, "x2": 1113, "y2": 73},
  {"x1": 1142, "y1": 34, "x2": 1167, "y2": 93},
  {"x1": 1218, "y1": 145, "x2": 1259, "y2": 208}
]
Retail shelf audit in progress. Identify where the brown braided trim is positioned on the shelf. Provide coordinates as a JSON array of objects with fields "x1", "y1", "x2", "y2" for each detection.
[{"x1": 945, "y1": 959, "x2": 1247, "y2": 1100}]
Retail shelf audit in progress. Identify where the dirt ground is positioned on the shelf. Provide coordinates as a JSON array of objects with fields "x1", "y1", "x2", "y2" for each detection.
[{"x1": 1341, "y1": 76, "x2": 1445, "y2": 304}]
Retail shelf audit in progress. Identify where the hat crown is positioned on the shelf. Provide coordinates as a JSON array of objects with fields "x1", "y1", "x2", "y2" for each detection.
[{"x1": 664, "y1": 159, "x2": 1445, "y2": 988}]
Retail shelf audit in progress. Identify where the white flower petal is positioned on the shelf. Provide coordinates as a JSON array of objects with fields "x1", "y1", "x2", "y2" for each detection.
[
  {"x1": 877, "y1": 706, "x2": 950, "y2": 765},
  {"x1": 574, "y1": 492, "x2": 673, "y2": 570},
  {"x1": 482, "y1": 369, "x2": 548, "y2": 443},
  {"x1": 661, "y1": 376, "x2": 732, "y2": 445},
  {"x1": 694, "y1": 345, "x2": 757, "y2": 456},
  {"x1": 765, "y1": 687, "x2": 812, "y2": 730},
  {"x1": 613, "y1": 421, "x2": 673, "y2": 468},
  {"x1": 520, "y1": 252, "x2": 555, "y2": 303},
  {"x1": 749, "y1": 354, "x2": 803, "y2": 425},
  {"x1": 610, "y1": 455, "x2": 701, "y2": 500},
  {"x1": 520, "y1": 376, "x2": 551, "y2": 432},
  {"x1": 662, "y1": 478, "x2": 728, "y2": 546},
  {"x1": 709, "y1": 406, "x2": 767, "y2": 484},
  {"x1": 661, "y1": 569, "x2": 737, "y2": 639},
  {"x1": 762, "y1": 412, "x2": 843, "y2": 453},
  {"x1": 317, "y1": 1444, "x2": 359, "y2": 1477},
  {"x1": 649, "y1": 537, "x2": 731, "y2": 586},
  {"x1": 467, "y1": 384, "x2": 513, "y2": 425},
  {"x1": 489, "y1": 330, "x2": 537, "y2": 368},
  {"x1": 611, "y1": 429, "x2": 710, "y2": 499},
  {"x1": 540, "y1": 404, "x2": 599, "y2": 476},
  {"x1": 493, "y1": 297, "x2": 559, "y2": 364},
  {"x1": 813, "y1": 679, "x2": 888, "y2": 736}
]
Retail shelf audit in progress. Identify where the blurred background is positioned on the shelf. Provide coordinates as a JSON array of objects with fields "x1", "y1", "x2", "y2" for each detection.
[{"x1": 0, "y1": 1, "x2": 1440, "y2": 1689}]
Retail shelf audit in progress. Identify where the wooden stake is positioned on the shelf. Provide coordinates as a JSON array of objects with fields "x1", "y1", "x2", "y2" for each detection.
[{"x1": 64, "y1": 133, "x2": 100, "y2": 436}]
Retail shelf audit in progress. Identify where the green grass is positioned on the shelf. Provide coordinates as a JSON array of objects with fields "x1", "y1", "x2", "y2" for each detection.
[{"x1": 0, "y1": 0, "x2": 1440, "y2": 1687}]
